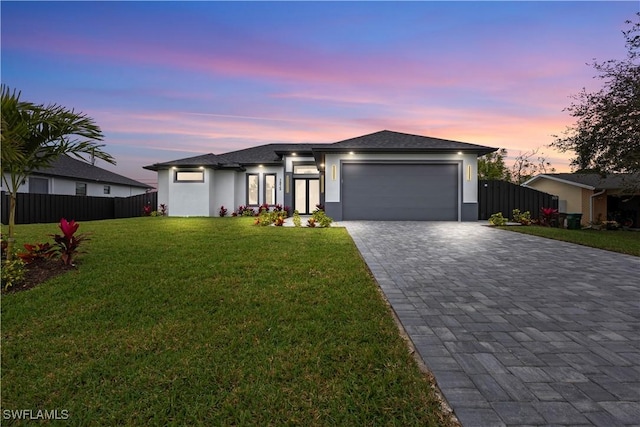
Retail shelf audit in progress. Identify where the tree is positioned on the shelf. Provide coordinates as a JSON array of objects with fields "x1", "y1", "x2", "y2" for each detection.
[
  {"x1": 552, "y1": 14, "x2": 640, "y2": 175},
  {"x1": 1, "y1": 86, "x2": 115, "y2": 260},
  {"x1": 478, "y1": 148, "x2": 511, "y2": 181},
  {"x1": 511, "y1": 147, "x2": 556, "y2": 185}
]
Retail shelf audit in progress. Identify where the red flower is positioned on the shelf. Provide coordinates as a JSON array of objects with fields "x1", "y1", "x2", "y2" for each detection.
[{"x1": 59, "y1": 218, "x2": 79, "y2": 239}]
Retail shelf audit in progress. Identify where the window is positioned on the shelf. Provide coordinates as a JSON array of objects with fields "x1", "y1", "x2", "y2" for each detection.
[
  {"x1": 104, "y1": 185, "x2": 111, "y2": 195},
  {"x1": 29, "y1": 177, "x2": 49, "y2": 194},
  {"x1": 264, "y1": 174, "x2": 276, "y2": 205},
  {"x1": 175, "y1": 170, "x2": 204, "y2": 182},
  {"x1": 247, "y1": 174, "x2": 259, "y2": 205},
  {"x1": 293, "y1": 164, "x2": 319, "y2": 174},
  {"x1": 75, "y1": 182, "x2": 87, "y2": 196}
]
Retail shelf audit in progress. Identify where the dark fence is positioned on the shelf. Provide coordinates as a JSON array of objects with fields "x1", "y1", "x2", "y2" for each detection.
[
  {"x1": 1, "y1": 191, "x2": 157, "y2": 225},
  {"x1": 478, "y1": 180, "x2": 558, "y2": 220}
]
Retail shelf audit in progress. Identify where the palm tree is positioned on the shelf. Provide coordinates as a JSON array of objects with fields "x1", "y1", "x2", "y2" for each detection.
[{"x1": 1, "y1": 85, "x2": 115, "y2": 260}]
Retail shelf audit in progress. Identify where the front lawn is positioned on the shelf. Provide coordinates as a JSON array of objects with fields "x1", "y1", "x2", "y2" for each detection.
[
  {"x1": 1, "y1": 217, "x2": 453, "y2": 426},
  {"x1": 498, "y1": 225, "x2": 640, "y2": 256}
]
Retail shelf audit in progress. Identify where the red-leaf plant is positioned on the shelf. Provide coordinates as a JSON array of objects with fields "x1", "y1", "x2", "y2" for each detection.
[
  {"x1": 540, "y1": 207, "x2": 558, "y2": 227},
  {"x1": 51, "y1": 218, "x2": 90, "y2": 266},
  {"x1": 17, "y1": 242, "x2": 56, "y2": 264}
]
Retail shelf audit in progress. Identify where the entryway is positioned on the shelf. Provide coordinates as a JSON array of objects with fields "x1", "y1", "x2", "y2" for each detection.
[{"x1": 294, "y1": 178, "x2": 319, "y2": 214}]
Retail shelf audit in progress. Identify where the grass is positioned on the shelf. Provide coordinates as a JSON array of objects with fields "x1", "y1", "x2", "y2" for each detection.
[
  {"x1": 498, "y1": 225, "x2": 640, "y2": 256},
  {"x1": 1, "y1": 217, "x2": 453, "y2": 426}
]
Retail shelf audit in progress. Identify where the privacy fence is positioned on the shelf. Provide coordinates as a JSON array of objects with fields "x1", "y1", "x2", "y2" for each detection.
[
  {"x1": 1, "y1": 192, "x2": 158, "y2": 225},
  {"x1": 478, "y1": 180, "x2": 558, "y2": 221}
]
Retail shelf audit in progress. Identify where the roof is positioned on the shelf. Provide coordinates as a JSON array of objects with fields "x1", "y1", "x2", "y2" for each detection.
[
  {"x1": 143, "y1": 130, "x2": 498, "y2": 171},
  {"x1": 524, "y1": 173, "x2": 640, "y2": 191},
  {"x1": 34, "y1": 155, "x2": 152, "y2": 189},
  {"x1": 318, "y1": 130, "x2": 497, "y2": 154}
]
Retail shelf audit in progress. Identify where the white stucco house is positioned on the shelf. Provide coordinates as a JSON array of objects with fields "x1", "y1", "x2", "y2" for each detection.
[
  {"x1": 1, "y1": 155, "x2": 152, "y2": 197},
  {"x1": 143, "y1": 130, "x2": 497, "y2": 221}
]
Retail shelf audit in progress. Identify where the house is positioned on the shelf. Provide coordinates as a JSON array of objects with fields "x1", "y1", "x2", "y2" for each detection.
[
  {"x1": 523, "y1": 173, "x2": 640, "y2": 227},
  {"x1": 143, "y1": 130, "x2": 497, "y2": 221},
  {"x1": 1, "y1": 155, "x2": 152, "y2": 197}
]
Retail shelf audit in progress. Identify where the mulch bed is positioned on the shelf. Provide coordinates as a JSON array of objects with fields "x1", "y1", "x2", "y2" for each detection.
[{"x1": 2, "y1": 260, "x2": 75, "y2": 294}]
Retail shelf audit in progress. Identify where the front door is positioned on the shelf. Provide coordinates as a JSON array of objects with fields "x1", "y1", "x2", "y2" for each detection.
[{"x1": 294, "y1": 178, "x2": 320, "y2": 214}]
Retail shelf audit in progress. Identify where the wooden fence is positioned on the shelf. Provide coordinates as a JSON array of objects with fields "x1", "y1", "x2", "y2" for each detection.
[
  {"x1": 1, "y1": 192, "x2": 158, "y2": 225},
  {"x1": 478, "y1": 180, "x2": 558, "y2": 220}
]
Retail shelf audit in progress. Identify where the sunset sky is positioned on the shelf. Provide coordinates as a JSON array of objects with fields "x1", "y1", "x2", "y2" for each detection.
[{"x1": 2, "y1": 1, "x2": 637, "y2": 186}]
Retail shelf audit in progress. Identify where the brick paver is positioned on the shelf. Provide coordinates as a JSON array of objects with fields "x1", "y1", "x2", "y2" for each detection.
[{"x1": 344, "y1": 222, "x2": 639, "y2": 427}]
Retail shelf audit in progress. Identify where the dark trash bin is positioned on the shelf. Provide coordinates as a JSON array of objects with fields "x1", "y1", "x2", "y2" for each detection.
[{"x1": 566, "y1": 213, "x2": 583, "y2": 230}]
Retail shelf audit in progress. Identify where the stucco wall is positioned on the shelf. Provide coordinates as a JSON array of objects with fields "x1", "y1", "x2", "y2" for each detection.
[
  {"x1": 212, "y1": 170, "x2": 236, "y2": 216},
  {"x1": 167, "y1": 168, "x2": 211, "y2": 216},
  {"x1": 527, "y1": 179, "x2": 584, "y2": 214}
]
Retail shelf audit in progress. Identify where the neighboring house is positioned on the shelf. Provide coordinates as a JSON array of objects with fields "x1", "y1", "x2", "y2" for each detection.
[
  {"x1": 523, "y1": 173, "x2": 640, "y2": 226},
  {"x1": 1, "y1": 155, "x2": 152, "y2": 197},
  {"x1": 143, "y1": 130, "x2": 497, "y2": 221}
]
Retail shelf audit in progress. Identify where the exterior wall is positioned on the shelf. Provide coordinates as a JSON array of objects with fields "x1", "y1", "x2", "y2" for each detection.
[
  {"x1": 167, "y1": 168, "x2": 211, "y2": 216},
  {"x1": 324, "y1": 152, "x2": 478, "y2": 221},
  {"x1": 238, "y1": 166, "x2": 285, "y2": 209},
  {"x1": 157, "y1": 170, "x2": 170, "y2": 212},
  {"x1": 212, "y1": 170, "x2": 236, "y2": 216},
  {"x1": 527, "y1": 179, "x2": 584, "y2": 215},
  {"x1": 1, "y1": 173, "x2": 147, "y2": 198}
]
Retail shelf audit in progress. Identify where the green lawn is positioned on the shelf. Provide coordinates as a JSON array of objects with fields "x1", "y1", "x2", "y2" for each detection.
[
  {"x1": 498, "y1": 225, "x2": 640, "y2": 256},
  {"x1": 1, "y1": 218, "x2": 453, "y2": 426}
]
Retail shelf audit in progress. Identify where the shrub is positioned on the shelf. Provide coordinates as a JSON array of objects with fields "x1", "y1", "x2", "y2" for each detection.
[
  {"x1": 315, "y1": 203, "x2": 325, "y2": 212},
  {"x1": 143, "y1": 204, "x2": 153, "y2": 216},
  {"x1": 540, "y1": 207, "x2": 558, "y2": 226},
  {"x1": 17, "y1": 242, "x2": 56, "y2": 264},
  {"x1": 488, "y1": 212, "x2": 508, "y2": 226},
  {"x1": 219, "y1": 206, "x2": 228, "y2": 217},
  {"x1": 1, "y1": 258, "x2": 25, "y2": 291},
  {"x1": 312, "y1": 209, "x2": 333, "y2": 227},
  {"x1": 307, "y1": 217, "x2": 317, "y2": 228},
  {"x1": 259, "y1": 203, "x2": 270, "y2": 213},
  {"x1": 512, "y1": 209, "x2": 531, "y2": 225},
  {"x1": 293, "y1": 210, "x2": 302, "y2": 227},
  {"x1": 150, "y1": 211, "x2": 161, "y2": 217},
  {"x1": 51, "y1": 218, "x2": 90, "y2": 266},
  {"x1": 159, "y1": 204, "x2": 168, "y2": 216},
  {"x1": 238, "y1": 205, "x2": 255, "y2": 217}
]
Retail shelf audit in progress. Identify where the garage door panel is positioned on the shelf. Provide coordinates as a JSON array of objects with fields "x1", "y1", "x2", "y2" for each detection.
[{"x1": 342, "y1": 163, "x2": 458, "y2": 220}]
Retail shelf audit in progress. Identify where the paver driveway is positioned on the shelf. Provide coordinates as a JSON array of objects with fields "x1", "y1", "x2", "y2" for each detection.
[{"x1": 344, "y1": 222, "x2": 639, "y2": 427}]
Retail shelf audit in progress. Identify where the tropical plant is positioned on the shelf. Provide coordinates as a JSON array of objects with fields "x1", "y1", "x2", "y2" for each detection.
[
  {"x1": 1, "y1": 85, "x2": 114, "y2": 260},
  {"x1": 1, "y1": 258, "x2": 25, "y2": 291},
  {"x1": 511, "y1": 209, "x2": 532, "y2": 226},
  {"x1": 159, "y1": 204, "x2": 168, "y2": 216},
  {"x1": 143, "y1": 204, "x2": 153, "y2": 216},
  {"x1": 293, "y1": 210, "x2": 302, "y2": 227},
  {"x1": 17, "y1": 242, "x2": 56, "y2": 264},
  {"x1": 540, "y1": 207, "x2": 559, "y2": 227},
  {"x1": 219, "y1": 206, "x2": 228, "y2": 217},
  {"x1": 50, "y1": 218, "x2": 90, "y2": 266},
  {"x1": 488, "y1": 212, "x2": 508, "y2": 226},
  {"x1": 312, "y1": 209, "x2": 333, "y2": 227}
]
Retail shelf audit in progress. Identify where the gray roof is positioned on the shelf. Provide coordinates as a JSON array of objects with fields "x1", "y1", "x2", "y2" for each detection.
[
  {"x1": 143, "y1": 130, "x2": 498, "y2": 171},
  {"x1": 319, "y1": 130, "x2": 497, "y2": 154},
  {"x1": 34, "y1": 155, "x2": 152, "y2": 189},
  {"x1": 528, "y1": 173, "x2": 640, "y2": 190}
]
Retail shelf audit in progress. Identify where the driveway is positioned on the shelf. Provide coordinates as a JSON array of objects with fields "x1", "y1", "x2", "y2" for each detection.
[{"x1": 344, "y1": 222, "x2": 640, "y2": 427}]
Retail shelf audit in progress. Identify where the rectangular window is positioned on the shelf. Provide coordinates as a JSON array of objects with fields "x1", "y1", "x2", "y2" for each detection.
[
  {"x1": 264, "y1": 174, "x2": 276, "y2": 205},
  {"x1": 104, "y1": 185, "x2": 111, "y2": 195},
  {"x1": 29, "y1": 177, "x2": 49, "y2": 194},
  {"x1": 293, "y1": 164, "x2": 319, "y2": 174},
  {"x1": 175, "y1": 170, "x2": 204, "y2": 182},
  {"x1": 75, "y1": 182, "x2": 87, "y2": 196},
  {"x1": 247, "y1": 174, "x2": 259, "y2": 205}
]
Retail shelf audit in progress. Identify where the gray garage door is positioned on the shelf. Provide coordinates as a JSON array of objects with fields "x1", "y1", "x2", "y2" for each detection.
[{"x1": 342, "y1": 163, "x2": 458, "y2": 220}]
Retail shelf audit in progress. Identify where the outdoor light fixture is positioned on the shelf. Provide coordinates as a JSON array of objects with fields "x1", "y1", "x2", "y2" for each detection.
[
  {"x1": 331, "y1": 165, "x2": 337, "y2": 181},
  {"x1": 467, "y1": 165, "x2": 472, "y2": 181},
  {"x1": 349, "y1": 151, "x2": 355, "y2": 155},
  {"x1": 458, "y1": 151, "x2": 463, "y2": 155},
  {"x1": 292, "y1": 153, "x2": 297, "y2": 156},
  {"x1": 199, "y1": 166, "x2": 204, "y2": 169},
  {"x1": 259, "y1": 164, "x2": 263, "y2": 168}
]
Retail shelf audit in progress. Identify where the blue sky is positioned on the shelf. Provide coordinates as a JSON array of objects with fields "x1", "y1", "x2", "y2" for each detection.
[{"x1": 2, "y1": 1, "x2": 637, "y2": 185}]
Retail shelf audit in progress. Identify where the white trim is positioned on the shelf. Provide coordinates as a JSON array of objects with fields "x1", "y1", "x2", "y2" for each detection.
[{"x1": 522, "y1": 174, "x2": 595, "y2": 190}]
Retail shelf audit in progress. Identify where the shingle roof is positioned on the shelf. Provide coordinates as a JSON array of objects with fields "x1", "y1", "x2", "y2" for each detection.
[
  {"x1": 34, "y1": 155, "x2": 152, "y2": 188},
  {"x1": 318, "y1": 130, "x2": 497, "y2": 154},
  {"x1": 527, "y1": 173, "x2": 640, "y2": 190},
  {"x1": 143, "y1": 130, "x2": 498, "y2": 170}
]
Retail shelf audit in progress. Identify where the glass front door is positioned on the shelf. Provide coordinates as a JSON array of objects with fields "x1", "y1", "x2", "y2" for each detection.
[{"x1": 294, "y1": 178, "x2": 320, "y2": 214}]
